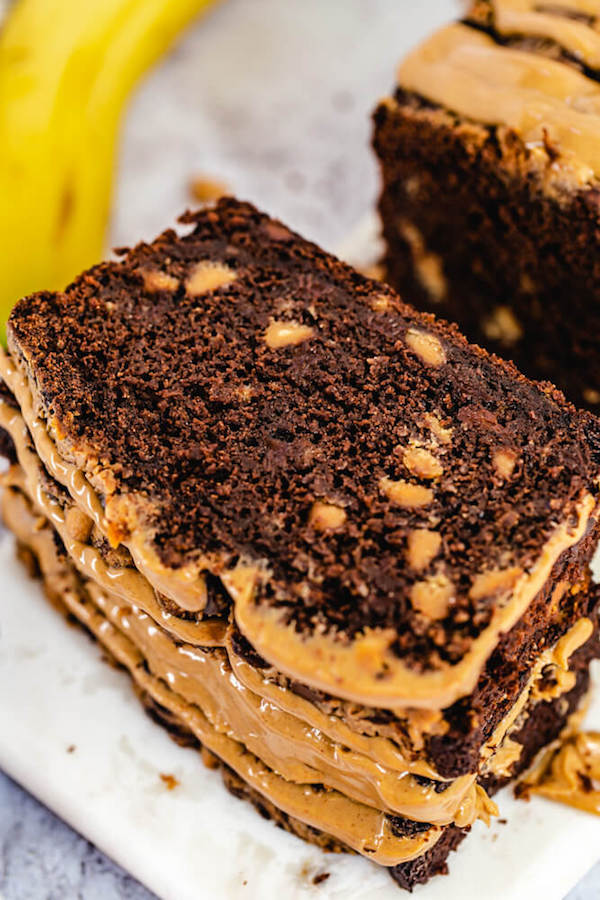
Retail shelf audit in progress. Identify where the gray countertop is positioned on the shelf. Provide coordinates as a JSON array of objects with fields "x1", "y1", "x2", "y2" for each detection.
[{"x1": 1, "y1": 0, "x2": 599, "y2": 896}]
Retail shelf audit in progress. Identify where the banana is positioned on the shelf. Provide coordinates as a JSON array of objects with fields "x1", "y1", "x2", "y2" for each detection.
[{"x1": 0, "y1": 0, "x2": 219, "y2": 340}]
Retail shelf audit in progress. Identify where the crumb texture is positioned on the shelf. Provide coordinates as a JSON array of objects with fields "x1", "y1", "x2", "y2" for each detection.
[{"x1": 8, "y1": 199, "x2": 600, "y2": 669}]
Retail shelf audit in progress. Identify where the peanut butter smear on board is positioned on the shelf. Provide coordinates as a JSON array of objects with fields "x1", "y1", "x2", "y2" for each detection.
[{"x1": 518, "y1": 730, "x2": 600, "y2": 816}]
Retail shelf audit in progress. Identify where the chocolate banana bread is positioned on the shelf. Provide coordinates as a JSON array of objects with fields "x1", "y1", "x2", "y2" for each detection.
[
  {"x1": 373, "y1": 1, "x2": 600, "y2": 410},
  {"x1": 2, "y1": 198, "x2": 600, "y2": 889}
]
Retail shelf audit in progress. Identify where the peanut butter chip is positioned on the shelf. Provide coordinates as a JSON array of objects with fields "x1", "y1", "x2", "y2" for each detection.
[
  {"x1": 404, "y1": 175, "x2": 421, "y2": 197},
  {"x1": 185, "y1": 261, "x2": 237, "y2": 296},
  {"x1": 416, "y1": 255, "x2": 447, "y2": 303},
  {"x1": 236, "y1": 385, "x2": 253, "y2": 402},
  {"x1": 493, "y1": 449, "x2": 517, "y2": 479},
  {"x1": 520, "y1": 273, "x2": 535, "y2": 294},
  {"x1": 189, "y1": 175, "x2": 229, "y2": 203},
  {"x1": 583, "y1": 388, "x2": 600, "y2": 405},
  {"x1": 363, "y1": 264, "x2": 385, "y2": 281},
  {"x1": 399, "y1": 220, "x2": 447, "y2": 302},
  {"x1": 406, "y1": 529, "x2": 442, "y2": 571},
  {"x1": 309, "y1": 500, "x2": 347, "y2": 531},
  {"x1": 482, "y1": 306, "x2": 523, "y2": 345},
  {"x1": 411, "y1": 574, "x2": 454, "y2": 620},
  {"x1": 264, "y1": 221, "x2": 293, "y2": 242},
  {"x1": 423, "y1": 413, "x2": 453, "y2": 446},
  {"x1": 264, "y1": 320, "x2": 314, "y2": 349},
  {"x1": 405, "y1": 328, "x2": 446, "y2": 367},
  {"x1": 403, "y1": 447, "x2": 443, "y2": 480},
  {"x1": 379, "y1": 477, "x2": 434, "y2": 508},
  {"x1": 141, "y1": 269, "x2": 180, "y2": 293},
  {"x1": 470, "y1": 567, "x2": 523, "y2": 601},
  {"x1": 64, "y1": 507, "x2": 93, "y2": 544},
  {"x1": 371, "y1": 293, "x2": 391, "y2": 312}
]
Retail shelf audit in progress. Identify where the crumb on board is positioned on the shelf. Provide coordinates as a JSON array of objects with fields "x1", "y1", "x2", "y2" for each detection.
[
  {"x1": 66, "y1": 744, "x2": 76, "y2": 753},
  {"x1": 159, "y1": 772, "x2": 180, "y2": 791},
  {"x1": 299, "y1": 861, "x2": 331, "y2": 886},
  {"x1": 189, "y1": 175, "x2": 230, "y2": 204}
]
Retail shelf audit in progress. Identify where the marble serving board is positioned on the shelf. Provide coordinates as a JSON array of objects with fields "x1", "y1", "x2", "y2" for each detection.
[{"x1": 1, "y1": 0, "x2": 600, "y2": 897}]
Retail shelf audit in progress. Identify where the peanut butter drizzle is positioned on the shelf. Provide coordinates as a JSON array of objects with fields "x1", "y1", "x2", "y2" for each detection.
[
  {"x1": 492, "y1": 1, "x2": 600, "y2": 69},
  {"x1": 1, "y1": 491, "x2": 442, "y2": 867},
  {"x1": 0, "y1": 341, "x2": 595, "y2": 712},
  {"x1": 486, "y1": 737, "x2": 524, "y2": 779},
  {"x1": 8, "y1": 467, "x2": 593, "y2": 821},
  {"x1": 0, "y1": 461, "x2": 428, "y2": 782},
  {"x1": 398, "y1": 23, "x2": 600, "y2": 180},
  {"x1": 225, "y1": 636, "x2": 443, "y2": 780},
  {"x1": 90, "y1": 585, "x2": 481, "y2": 826}
]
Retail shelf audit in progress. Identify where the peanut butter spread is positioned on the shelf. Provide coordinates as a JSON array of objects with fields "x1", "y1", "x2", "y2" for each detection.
[
  {"x1": 491, "y1": 1, "x2": 600, "y2": 69},
  {"x1": 3, "y1": 467, "x2": 496, "y2": 828},
  {"x1": 4, "y1": 475, "x2": 594, "y2": 839},
  {"x1": 2, "y1": 488, "x2": 444, "y2": 865},
  {"x1": 398, "y1": 23, "x2": 600, "y2": 181}
]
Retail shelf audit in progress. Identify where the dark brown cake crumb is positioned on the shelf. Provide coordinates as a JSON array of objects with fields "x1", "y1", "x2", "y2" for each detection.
[{"x1": 7, "y1": 199, "x2": 600, "y2": 674}]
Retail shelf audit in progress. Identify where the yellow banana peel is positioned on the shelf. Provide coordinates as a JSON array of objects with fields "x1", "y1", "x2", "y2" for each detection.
[{"x1": 0, "y1": 0, "x2": 218, "y2": 340}]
